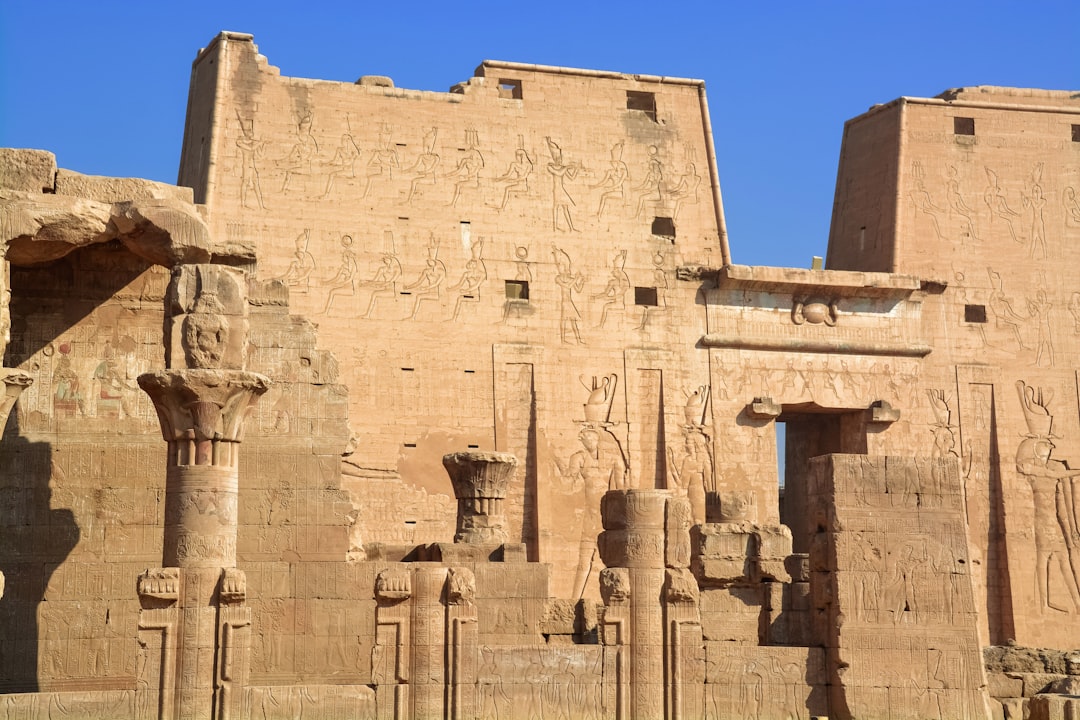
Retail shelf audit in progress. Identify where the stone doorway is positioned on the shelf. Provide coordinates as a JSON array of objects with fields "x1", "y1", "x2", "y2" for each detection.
[{"x1": 777, "y1": 408, "x2": 868, "y2": 553}]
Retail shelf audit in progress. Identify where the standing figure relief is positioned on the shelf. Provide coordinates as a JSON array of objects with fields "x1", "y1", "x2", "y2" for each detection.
[
  {"x1": 1015, "y1": 380, "x2": 1080, "y2": 614},
  {"x1": 234, "y1": 112, "x2": 265, "y2": 210},
  {"x1": 545, "y1": 137, "x2": 581, "y2": 232},
  {"x1": 669, "y1": 385, "x2": 713, "y2": 525},
  {"x1": 552, "y1": 245, "x2": 586, "y2": 344},
  {"x1": 555, "y1": 373, "x2": 629, "y2": 601}
]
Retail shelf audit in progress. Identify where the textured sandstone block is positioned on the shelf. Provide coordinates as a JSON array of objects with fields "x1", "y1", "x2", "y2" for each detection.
[
  {"x1": 55, "y1": 168, "x2": 194, "y2": 203},
  {"x1": 0, "y1": 148, "x2": 55, "y2": 192},
  {"x1": 988, "y1": 672, "x2": 1025, "y2": 698}
]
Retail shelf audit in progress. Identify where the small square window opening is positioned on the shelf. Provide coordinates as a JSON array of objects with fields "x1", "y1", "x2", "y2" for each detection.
[
  {"x1": 505, "y1": 280, "x2": 529, "y2": 301},
  {"x1": 498, "y1": 78, "x2": 523, "y2": 100},
  {"x1": 964, "y1": 305, "x2": 987, "y2": 323},
  {"x1": 652, "y1": 216, "x2": 676, "y2": 240},
  {"x1": 954, "y1": 117, "x2": 975, "y2": 136},
  {"x1": 626, "y1": 91, "x2": 657, "y2": 122},
  {"x1": 635, "y1": 287, "x2": 659, "y2": 306}
]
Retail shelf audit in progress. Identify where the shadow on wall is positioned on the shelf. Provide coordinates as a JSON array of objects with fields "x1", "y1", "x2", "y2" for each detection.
[{"x1": 0, "y1": 413, "x2": 74, "y2": 692}]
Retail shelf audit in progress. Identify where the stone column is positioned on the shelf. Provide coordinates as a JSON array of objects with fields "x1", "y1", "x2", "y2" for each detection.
[
  {"x1": 442, "y1": 451, "x2": 518, "y2": 544},
  {"x1": 598, "y1": 489, "x2": 671, "y2": 720},
  {"x1": 137, "y1": 263, "x2": 267, "y2": 720}
]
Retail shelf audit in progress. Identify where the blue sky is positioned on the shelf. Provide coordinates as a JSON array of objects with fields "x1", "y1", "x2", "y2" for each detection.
[{"x1": 2, "y1": 1, "x2": 1077, "y2": 267}]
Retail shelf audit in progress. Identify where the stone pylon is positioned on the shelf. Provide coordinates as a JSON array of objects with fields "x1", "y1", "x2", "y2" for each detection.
[{"x1": 135, "y1": 264, "x2": 268, "y2": 720}]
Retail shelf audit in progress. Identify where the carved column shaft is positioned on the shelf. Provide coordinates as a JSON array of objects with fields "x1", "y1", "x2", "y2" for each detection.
[
  {"x1": 599, "y1": 490, "x2": 671, "y2": 720},
  {"x1": 164, "y1": 466, "x2": 237, "y2": 569}
]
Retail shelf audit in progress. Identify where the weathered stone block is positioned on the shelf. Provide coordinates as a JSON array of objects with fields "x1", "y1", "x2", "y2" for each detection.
[
  {"x1": 989, "y1": 671, "x2": 1026, "y2": 699},
  {"x1": 0, "y1": 148, "x2": 55, "y2": 192},
  {"x1": 55, "y1": 168, "x2": 194, "y2": 203}
]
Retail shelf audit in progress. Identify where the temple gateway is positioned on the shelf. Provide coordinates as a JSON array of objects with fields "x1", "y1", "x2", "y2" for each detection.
[{"x1": 1, "y1": 30, "x2": 1079, "y2": 719}]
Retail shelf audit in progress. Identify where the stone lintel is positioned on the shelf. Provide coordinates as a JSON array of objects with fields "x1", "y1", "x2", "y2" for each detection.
[
  {"x1": 714, "y1": 263, "x2": 923, "y2": 299},
  {"x1": 701, "y1": 333, "x2": 932, "y2": 357}
]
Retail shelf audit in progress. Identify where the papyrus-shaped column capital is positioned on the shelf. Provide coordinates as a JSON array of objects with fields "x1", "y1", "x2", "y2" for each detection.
[
  {"x1": 138, "y1": 369, "x2": 269, "y2": 467},
  {"x1": 442, "y1": 450, "x2": 518, "y2": 544}
]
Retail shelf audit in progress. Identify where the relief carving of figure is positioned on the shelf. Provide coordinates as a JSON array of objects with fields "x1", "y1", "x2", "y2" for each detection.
[
  {"x1": 986, "y1": 268, "x2": 1028, "y2": 350},
  {"x1": 492, "y1": 138, "x2": 533, "y2": 210},
  {"x1": 668, "y1": 429, "x2": 713, "y2": 525},
  {"x1": 362, "y1": 236, "x2": 402, "y2": 319},
  {"x1": 667, "y1": 161, "x2": 701, "y2": 220},
  {"x1": 1015, "y1": 381, "x2": 1080, "y2": 613},
  {"x1": 637, "y1": 251, "x2": 668, "y2": 330},
  {"x1": 884, "y1": 538, "x2": 926, "y2": 624},
  {"x1": 1021, "y1": 163, "x2": 1048, "y2": 259},
  {"x1": 593, "y1": 141, "x2": 629, "y2": 216},
  {"x1": 634, "y1": 145, "x2": 664, "y2": 218},
  {"x1": 545, "y1": 138, "x2": 581, "y2": 231},
  {"x1": 235, "y1": 112, "x2": 265, "y2": 210},
  {"x1": 321, "y1": 131, "x2": 361, "y2": 198},
  {"x1": 445, "y1": 128, "x2": 484, "y2": 206},
  {"x1": 850, "y1": 532, "x2": 882, "y2": 622},
  {"x1": 591, "y1": 250, "x2": 629, "y2": 328},
  {"x1": 52, "y1": 343, "x2": 86, "y2": 416},
  {"x1": 909, "y1": 161, "x2": 945, "y2": 239},
  {"x1": 450, "y1": 239, "x2": 487, "y2": 320},
  {"x1": 552, "y1": 245, "x2": 585, "y2": 344},
  {"x1": 182, "y1": 292, "x2": 229, "y2": 368},
  {"x1": 321, "y1": 234, "x2": 359, "y2": 314},
  {"x1": 93, "y1": 339, "x2": 138, "y2": 418},
  {"x1": 280, "y1": 112, "x2": 318, "y2": 193},
  {"x1": 362, "y1": 125, "x2": 400, "y2": 198},
  {"x1": 1069, "y1": 292, "x2": 1080, "y2": 334},
  {"x1": 564, "y1": 425, "x2": 627, "y2": 601},
  {"x1": 927, "y1": 389, "x2": 958, "y2": 459},
  {"x1": 278, "y1": 229, "x2": 317, "y2": 289},
  {"x1": 404, "y1": 127, "x2": 441, "y2": 202},
  {"x1": 983, "y1": 167, "x2": 1021, "y2": 243},
  {"x1": 946, "y1": 164, "x2": 979, "y2": 240},
  {"x1": 1027, "y1": 289, "x2": 1054, "y2": 367},
  {"x1": 669, "y1": 386, "x2": 713, "y2": 524},
  {"x1": 404, "y1": 238, "x2": 447, "y2": 320},
  {"x1": 1065, "y1": 186, "x2": 1080, "y2": 229}
]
